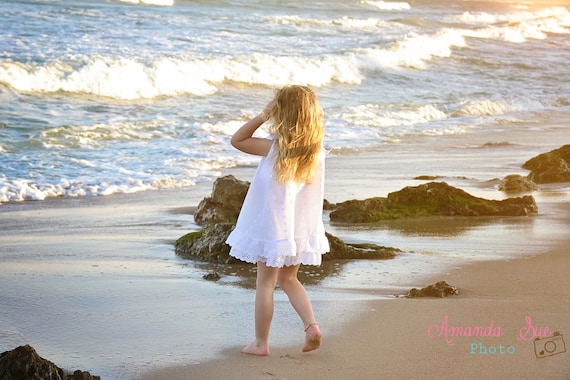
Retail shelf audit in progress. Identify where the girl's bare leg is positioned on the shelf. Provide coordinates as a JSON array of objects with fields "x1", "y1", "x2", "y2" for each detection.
[
  {"x1": 277, "y1": 264, "x2": 322, "y2": 352},
  {"x1": 242, "y1": 261, "x2": 278, "y2": 356}
]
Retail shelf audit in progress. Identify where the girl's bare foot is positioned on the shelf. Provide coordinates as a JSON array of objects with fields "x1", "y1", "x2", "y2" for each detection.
[
  {"x1": 241, "y1": 340, "x2": 270, "y2": 356},
  {"x1": 302, "y1": 323, "x2": 322, "y2": 352}
]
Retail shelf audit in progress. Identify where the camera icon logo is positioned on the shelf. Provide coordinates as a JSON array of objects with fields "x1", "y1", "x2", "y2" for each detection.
[{"x1": 534, "y1": 332, "x2": 566, "y2": 358}]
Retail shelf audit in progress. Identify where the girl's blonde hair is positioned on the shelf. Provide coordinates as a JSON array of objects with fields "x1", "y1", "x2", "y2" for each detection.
[{"x1": 268, "y1": 85, "x2": 325, "y2": 184}]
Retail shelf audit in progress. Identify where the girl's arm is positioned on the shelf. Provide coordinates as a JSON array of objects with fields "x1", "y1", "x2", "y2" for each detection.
[{"x1": 230, "y1": 102, "x2": 274, "y2": 156}]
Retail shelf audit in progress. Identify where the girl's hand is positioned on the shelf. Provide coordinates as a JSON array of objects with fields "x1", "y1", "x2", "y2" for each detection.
[{"x1": 260, "y1": 100, "x2": 276, "y2": 122}]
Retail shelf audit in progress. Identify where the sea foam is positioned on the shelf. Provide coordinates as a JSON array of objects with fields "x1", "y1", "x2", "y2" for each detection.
[{"x1": 454, "y1": 6, "x2": 570, "y2": 43}]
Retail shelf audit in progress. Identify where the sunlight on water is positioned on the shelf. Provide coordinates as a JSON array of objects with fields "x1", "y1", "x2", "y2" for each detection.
[{"x1": 1, "y1": 0, "x2": 568, "y2": 202}]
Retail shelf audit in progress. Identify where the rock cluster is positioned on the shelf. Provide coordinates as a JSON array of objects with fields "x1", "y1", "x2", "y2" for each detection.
[
  {"x1": 498, "y1": 144, "x2": 570, "y2": 193},
  {"x1": 0, "y1": 345, "x2": 99, "y2": 380},
  {"x1": 175, "y1": 178, "x2": 400, "y2": 263},
  {"x1": 174, "y1": 146, "x2": 570, "y2": 283},
  {"x1": 176, "y1": 158, "x2": 549, "y2": 264}
]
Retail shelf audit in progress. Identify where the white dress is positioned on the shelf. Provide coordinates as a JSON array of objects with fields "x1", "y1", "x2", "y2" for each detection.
[{"x1": 226, "y1": 141, "x2": 330, "y2": 267}]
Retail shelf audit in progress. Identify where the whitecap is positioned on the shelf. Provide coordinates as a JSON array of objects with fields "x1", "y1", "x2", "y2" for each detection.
[
  {"x1": 357, "y1": 29, "x2": 466, "y2": 70},
  {"x1": 361, "y1": 0, "x2": 411, "y2": 11}
]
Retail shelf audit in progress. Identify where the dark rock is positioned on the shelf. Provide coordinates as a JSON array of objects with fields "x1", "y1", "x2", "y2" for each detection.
[
  {"x1": 381, "y1": 182, "x2": 536, "y2": 217},
  {"x1": 203, "y1": 272, "x2": 221, "y2": 281},
  {"x1": 323, "y1": 232, "x2": 399, "y2": 260},
  {"x1": 69, "y1": 370, "x2": 100, "y2": 380},
  {"x1": 406, "y1": 281, "x2": 459, "y2": 298},
  {"x1": 175, "y1": 222, "x2": 239, "y2": 264},
  {"x1": 0, "y1": 345, "x2": 65, "y2": 380},
  {"x1": 482, "y1": 141, "x2": 511, "y2": 147},
  {"x1": 0, "y1": 345, "x2": 100, "y2": 380},
  {"x1": 499, "y1": 174, "x2": 537, "y2": 193},
  {"x1": 523, "y1": 145, "x2": 570, "y2": 184},
  {"x1": 323, "y1": 199, "x2": 335, "y2": 210},
  {"x1": 193, "y1": 175, "x2": 250, "y2": 226},
  {"x1": 414, "y1": 175, "x2": 443, "y2": 180},
  {"x1": 329, "y1": 197, "x2": 388, "y2": 223},
  {"x1": 330, "y1": 182, "x2": 538, "y2": 223},
  {"x1": 175, "y1": 224, "x2": 398, "y2": 264}
]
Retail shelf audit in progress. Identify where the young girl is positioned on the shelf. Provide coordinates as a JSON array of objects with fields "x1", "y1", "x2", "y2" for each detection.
[{"x1": 226, "y1": 85, "x2": 330, "y2": 356}]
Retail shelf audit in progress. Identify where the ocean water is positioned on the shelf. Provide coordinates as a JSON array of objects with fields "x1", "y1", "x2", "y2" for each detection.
[
  {"x1": 1, "y1": 1, "x2": 570, "y2": 379},
  {"x1": 1, "y1": 0, "x2": 569, "y2": 203}
]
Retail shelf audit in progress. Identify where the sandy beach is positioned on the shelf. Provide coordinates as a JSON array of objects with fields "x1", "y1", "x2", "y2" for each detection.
[{"x1": 1, "y1": 147, "x2": 569, "y2": 380}]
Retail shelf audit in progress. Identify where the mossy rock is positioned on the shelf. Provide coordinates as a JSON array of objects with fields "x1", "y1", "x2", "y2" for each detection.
[
  {"x1": 499, "y1": 174, "x2": 537, "y2": 193},
  {"x1": 323, "y1": 232, "x2": 398, "y2": 260},
  {"x1": 523, "y1": 145, "x2": 570, "y2": 184},
  {"x1": 193, "y1": 175, "x2": 249, "y2": 226},
  {"x1": 330, "y1": 182, "x2": 538, "y2": 223},
  {"x1": 175, "y1": 222, "x2": 238, "y2": 264}
]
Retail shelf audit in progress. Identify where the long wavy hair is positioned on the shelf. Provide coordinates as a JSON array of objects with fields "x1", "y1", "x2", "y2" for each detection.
[{"x1": 267, "y1": 85, "x2": 325, "y2": 184}]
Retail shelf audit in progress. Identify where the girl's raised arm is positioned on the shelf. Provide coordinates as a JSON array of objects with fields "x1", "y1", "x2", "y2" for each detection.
[{"x1": 230, "y1": 101, "x2": 275, "y2": 156}]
